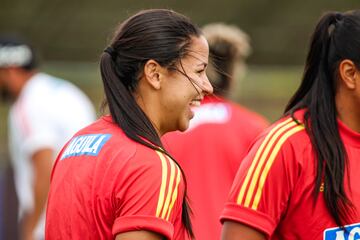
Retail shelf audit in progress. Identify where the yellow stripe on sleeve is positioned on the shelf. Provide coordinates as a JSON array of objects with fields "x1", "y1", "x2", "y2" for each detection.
[
  {"x1": 155, "y1": 151, "x2": 168, "y2": 218},
  {"x1": 160, "y1": 153, "x2": 176, "y2": 219},
  {"x1": 251, "y1": 125, "x2": 304, "y2": 210},
  {"x1": 165, "y1": 164, "x2": 181, "y2": 221},
  {"x1": 244, "y1": 120, "x2": 297, "y2": 207},
  {"x1": 237, "y1": 118, "x2": 293, "y2": 204}
]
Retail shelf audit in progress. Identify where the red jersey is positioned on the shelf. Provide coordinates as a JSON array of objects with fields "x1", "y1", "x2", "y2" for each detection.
[
  {"x1": 221, "y1": 110, "x2": 360, "y2": 240},
  {"x1": 46, "y1": 116, "x2": 189, "y2": 240},
  {"x1": 163, "y1": 95, "x2": 268, "y2": 240}
]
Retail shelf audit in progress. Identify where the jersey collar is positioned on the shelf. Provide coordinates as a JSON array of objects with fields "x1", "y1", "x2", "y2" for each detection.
[{"x1": 337, "y1": 119, "x2": 360, "y2": 148}]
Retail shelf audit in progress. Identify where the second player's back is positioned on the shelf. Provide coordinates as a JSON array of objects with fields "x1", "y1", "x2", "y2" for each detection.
[{"x1": 163, "y1": 95, "x2": 268, "y2": 240}]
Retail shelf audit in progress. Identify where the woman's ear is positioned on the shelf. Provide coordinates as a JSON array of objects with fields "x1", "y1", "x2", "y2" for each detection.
[
  {"x1": 143, "y1": 59, "x2": 162, "y2": 90},
  {"x1": 338, "y1": 59, "x2": 359, "y2": 90}
]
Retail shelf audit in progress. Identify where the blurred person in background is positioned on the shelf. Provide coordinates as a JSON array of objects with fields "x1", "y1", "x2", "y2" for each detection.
[
  {"x1": 163, "y1": 23, "x2": 269, "y2": 240},
  {"x1": 0, "y1": 36, "x2": 96, "y2": 240},
  {"x1": 45, "y1": 9, "x2": 213, "y2": 240},
  {"x1": 221, "y1": 10, "x2": 360, "y2": 240}
]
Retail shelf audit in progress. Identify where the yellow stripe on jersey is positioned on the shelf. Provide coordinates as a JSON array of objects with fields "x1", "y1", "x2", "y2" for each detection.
[
  {"x1": 251, "y1": 125, "x2": 304, "y2": 209},
  {"x1": 166, "y1": 164, "x2": 181, "y2": 221},
  {"x1": 161, "y1": 154, "x2": 176, "y2": 219},
  {"x1": 237, "y1": 118, "x2": 293, "y2": 205},
  {"x1": 244, "y1": 120, "x2": 297, "y2": 207},
  {"x1": 155, "y1": 151, "x2": 168, "y2": 218}
]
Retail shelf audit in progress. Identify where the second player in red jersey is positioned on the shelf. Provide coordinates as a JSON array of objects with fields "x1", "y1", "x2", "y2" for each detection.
[
  {"x1": 222, "y1": 110, "x2": 360, "y2": 239},
  {"x1": 221, "y1": 10, "x2": 360, "y2": 240}
]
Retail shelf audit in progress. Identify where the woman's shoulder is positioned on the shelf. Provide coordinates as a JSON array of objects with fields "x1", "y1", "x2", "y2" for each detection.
[
  {"x1": 255, "y1": 112, "x2": 312, "y2": 155},
  {"x1": 130, "y1": 145, "x2": 174, "y2": 170}
]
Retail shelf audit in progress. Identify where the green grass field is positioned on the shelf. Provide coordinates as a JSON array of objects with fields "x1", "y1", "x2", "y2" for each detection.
[{"x1": 0, "y1": 62, "x2": 303, "y2": 167}]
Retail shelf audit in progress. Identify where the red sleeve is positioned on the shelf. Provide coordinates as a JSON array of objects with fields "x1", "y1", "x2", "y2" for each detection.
[
  {"x1": 220, "y1": 118, "x2": 305, "y2": 237},
  {"x1": 112, "y1": 149, "x2": 184, "y2": 239}
]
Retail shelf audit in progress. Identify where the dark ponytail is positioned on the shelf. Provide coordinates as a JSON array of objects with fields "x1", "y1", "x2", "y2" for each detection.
[
  {"x1": 100, "y1": 52, "x2": 162, "y2": 148},
  {"x1": 100, "y1": 9, "x2": 202, "y2": 238},
  {"x1": 285, "y1": 10, "x2": 360, "y2": 226}
]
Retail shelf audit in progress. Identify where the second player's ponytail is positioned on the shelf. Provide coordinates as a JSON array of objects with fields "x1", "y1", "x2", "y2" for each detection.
[{"x1": 285, "y1": 10, "x2": 360, "y2": 227}]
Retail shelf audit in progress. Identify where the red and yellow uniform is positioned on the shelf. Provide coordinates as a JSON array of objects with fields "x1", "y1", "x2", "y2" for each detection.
[
  {"x1": 221, "y1": 109, "x2": 360, "y2": 240},
  {"x1": 46, "y1": 116, "x2": 189, "y2": 240},
  {"x1": 163, "y1": 95, "x2": 268, "y2": 240}
]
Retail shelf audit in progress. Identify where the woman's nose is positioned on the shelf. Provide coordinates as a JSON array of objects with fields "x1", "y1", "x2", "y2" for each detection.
[{"x1": 202, "y1": 74, "x2": 213, "y2": 95}]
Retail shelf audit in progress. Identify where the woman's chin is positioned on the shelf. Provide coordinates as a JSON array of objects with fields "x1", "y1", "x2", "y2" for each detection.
[
  {"x1": 177, "y1": 118, "x2": 191, "y2": 132},
  {"x1": 166, "y1": 112, "x2": 193, "y2": 133}
]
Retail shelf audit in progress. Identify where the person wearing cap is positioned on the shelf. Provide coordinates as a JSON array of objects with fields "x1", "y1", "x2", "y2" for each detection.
[
  {"x1": 162, "y1": 23, "x2": 269, "y2": 240},
  {"x1": 0, "y1": 36, "x2": 96, "y2": 240}
]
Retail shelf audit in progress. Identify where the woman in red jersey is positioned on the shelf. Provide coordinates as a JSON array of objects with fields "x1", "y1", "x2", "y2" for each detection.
[
  {"x1": 221, "y1": 10, "x2": 360, "y2": 240},
  {"x1": 45, "y1": 9, "x2": 212, "y2": 240}
]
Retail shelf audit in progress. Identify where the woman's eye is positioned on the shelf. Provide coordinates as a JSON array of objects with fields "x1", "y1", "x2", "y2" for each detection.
[{"x1": 197, "y1": 70, "x2": 204, "y2": 75}]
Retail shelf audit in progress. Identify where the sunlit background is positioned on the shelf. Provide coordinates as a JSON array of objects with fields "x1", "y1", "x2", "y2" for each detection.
[{"x1": 0, "y1": 0, "x2": 358, "y2": 238}]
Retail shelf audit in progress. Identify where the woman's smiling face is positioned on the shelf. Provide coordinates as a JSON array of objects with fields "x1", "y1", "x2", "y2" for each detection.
[{"x1": 159, "y1": 35, "x2": 213, "y2": 133}]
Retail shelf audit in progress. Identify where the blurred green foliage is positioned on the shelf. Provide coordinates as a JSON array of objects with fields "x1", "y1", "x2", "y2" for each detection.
[
  {"x1": 0, "y1": 0, "x2": 358, "y2": 64},
  {"x1": 237, "y1": 66, "x2": 302, "y2": 120}
]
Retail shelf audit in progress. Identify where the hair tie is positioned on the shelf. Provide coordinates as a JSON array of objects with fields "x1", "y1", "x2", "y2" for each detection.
[
  {"x1": 328, "y1": 12, "x2": 343, "y2": 36},
  {"x1": 104, "y1": 46, "x2": 116, "y2": 58}
]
